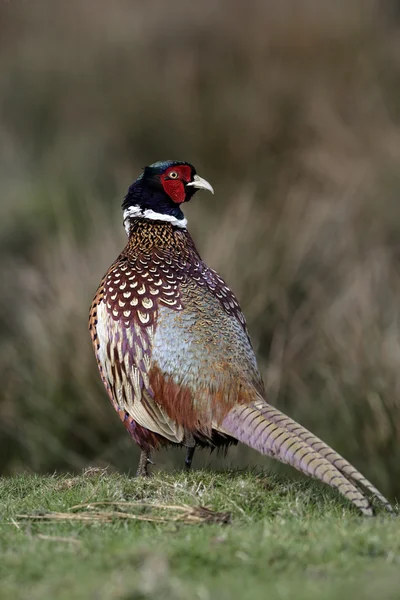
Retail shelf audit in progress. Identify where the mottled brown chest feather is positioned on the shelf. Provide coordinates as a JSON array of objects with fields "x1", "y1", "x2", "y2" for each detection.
[
  {"x1": 88, "y1": 218, "x2": 253, "y2": 449},
  {"x1": 93, "y1": 219, "x2": 249, "y2": 335}
]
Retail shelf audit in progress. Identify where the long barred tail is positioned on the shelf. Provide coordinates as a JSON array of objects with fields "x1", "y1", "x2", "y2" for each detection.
[{"x1": 221, "y1": 398, "x2": 393, "y2": 516}]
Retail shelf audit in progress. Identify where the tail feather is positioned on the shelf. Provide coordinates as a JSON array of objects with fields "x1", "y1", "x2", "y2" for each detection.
[
  {"x1": 255, "y1": 402, "x2": 393, "y2": 513},
  {"x1": 220, "y1": 401, "x2": 392, "y2": 516}
]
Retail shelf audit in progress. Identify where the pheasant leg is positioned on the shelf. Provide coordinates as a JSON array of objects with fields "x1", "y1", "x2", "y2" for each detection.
[
  {"x1": 185, "y1": 446, "x2": 195, "y2": 471},
  {"x1": 136, "y1": 450, "x2": 153, "y2": 477}
]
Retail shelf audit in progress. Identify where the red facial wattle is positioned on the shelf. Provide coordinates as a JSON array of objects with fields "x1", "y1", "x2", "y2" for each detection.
[
  {"x1": 162, "y1": 179, "x2": 186, "y2": 203},
  {"x1": 160, "y1": 165, "x2": 193, "y2": 204}
]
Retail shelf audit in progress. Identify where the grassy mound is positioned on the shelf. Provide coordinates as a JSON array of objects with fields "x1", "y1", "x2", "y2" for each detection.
[{"x1": 1, "y1": 469, "x2": 399, "y2": 599}]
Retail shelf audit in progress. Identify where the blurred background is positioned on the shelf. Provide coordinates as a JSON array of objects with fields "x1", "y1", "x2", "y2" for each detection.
[{"x1": 1, "y1": 0, "x2": 400, "y2": 498}]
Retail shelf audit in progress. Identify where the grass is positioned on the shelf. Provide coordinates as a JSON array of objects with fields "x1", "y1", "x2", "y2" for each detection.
[{"x1": 1, "y1": 468, "x2": 399, "y2": 600}]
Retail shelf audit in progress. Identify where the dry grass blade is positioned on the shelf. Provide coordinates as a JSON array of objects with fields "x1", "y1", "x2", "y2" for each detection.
[
  {"x1": 10, "y1": 518, "x2": 21, "y2": 530},
  {"x1": 37, "y1": 534, "x2": 82, "y2": 546},
  {"x1": 16, "y1": 503, "x2": 231, "y2": 525},
  {"x1": 17, "y1": 513, "x2": 106, "y2": 522},
  {"x1": 69, "y1": 501, "x2": 193, "y2": 511}
]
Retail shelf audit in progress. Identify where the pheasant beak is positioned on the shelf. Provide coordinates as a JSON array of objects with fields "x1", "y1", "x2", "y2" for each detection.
[{"x1": 186, "y1": 174, "x2": 214, "y2": 194}]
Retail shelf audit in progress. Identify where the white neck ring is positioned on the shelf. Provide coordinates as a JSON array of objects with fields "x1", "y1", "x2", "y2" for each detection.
[{"x1": 123, "y1": 206, "x2": 187, "y2": 235}]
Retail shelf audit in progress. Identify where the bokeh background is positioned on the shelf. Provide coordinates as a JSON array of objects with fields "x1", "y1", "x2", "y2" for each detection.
[{"x1": 1, "y1": 0, "x2": 400, "y2": 498}]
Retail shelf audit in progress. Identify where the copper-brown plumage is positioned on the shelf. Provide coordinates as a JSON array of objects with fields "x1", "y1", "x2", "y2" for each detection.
[{"x1": 89, "y1": 160, "x2": 393, "y2": 516}]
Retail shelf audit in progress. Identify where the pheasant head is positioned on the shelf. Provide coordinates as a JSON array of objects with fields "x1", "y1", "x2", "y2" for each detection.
[{"x1": 122, "y1": 160, "x2": 214, "y2": 233}]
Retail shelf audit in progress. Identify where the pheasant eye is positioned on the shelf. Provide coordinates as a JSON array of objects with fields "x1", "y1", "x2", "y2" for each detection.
[{"x1": 168, "y1": 171, "x2": 179, "y2": 179}]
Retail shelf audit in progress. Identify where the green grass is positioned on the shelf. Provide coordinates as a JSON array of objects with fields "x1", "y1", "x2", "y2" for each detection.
[{"x1": 1, "y1": 469, "x2": 399, "y2": 600}]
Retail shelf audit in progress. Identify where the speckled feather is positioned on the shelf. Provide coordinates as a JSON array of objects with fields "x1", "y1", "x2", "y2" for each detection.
[
  {"x1": 89, "y1": 216, "x2": 393, "y2": 515},
  {"x1": 89, "y1": 219, "x2": 251, "y2": 448}
]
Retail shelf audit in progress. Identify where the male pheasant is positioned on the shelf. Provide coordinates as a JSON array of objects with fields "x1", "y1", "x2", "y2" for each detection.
[{"x1": 89, "y1": 160, "x2": 392, "y2": 516}]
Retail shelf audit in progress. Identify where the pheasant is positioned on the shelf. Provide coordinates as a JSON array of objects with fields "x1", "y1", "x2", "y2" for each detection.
[{"x1": 89, "y1": 160, "x2": 393, "y2": 516}]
